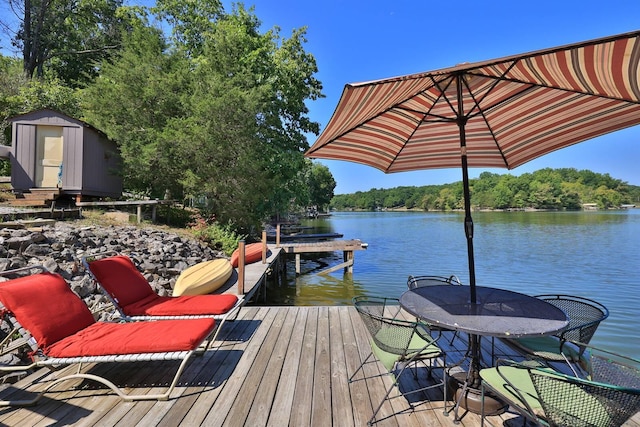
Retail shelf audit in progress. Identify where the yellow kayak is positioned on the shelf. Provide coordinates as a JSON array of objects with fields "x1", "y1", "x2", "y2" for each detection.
[{"x1": 173, "y1": 259, "x2": 233, "y2": 296}]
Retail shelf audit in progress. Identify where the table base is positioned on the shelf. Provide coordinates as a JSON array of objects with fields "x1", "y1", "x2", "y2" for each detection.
[{"x1": 449, "y1": 372, "x2": 506, "y2": 417}]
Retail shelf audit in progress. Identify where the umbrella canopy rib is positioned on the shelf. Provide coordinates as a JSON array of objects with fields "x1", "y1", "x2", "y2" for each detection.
[{"x1": 307, "y1": 31, "x2": 640, "y2": 174}]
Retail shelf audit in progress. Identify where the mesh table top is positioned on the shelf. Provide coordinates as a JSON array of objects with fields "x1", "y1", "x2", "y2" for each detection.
[{"x1": 400, "y1": 285, "x2": 569, "y2": 338}]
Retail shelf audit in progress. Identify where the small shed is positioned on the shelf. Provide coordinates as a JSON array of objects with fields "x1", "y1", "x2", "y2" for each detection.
[{"x1": 7, "y1": 109, "x2": 122, "y2": 202}]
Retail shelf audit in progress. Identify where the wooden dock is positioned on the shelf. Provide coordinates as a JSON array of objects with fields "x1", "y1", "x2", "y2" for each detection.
[
  {"x1": 267, "y1": 232, "x2": 344, "y2": 242},
  {"x1": 214, "y1": 239, "x2": 368, "y2": 297},
  {"x1": 216, "y1": 243, "x2": 284, "y2": 303},
  {"x1": 278, "y1": 239, "x2": 368, "y2": 275},
  {"x1": 2, "y1": 305, "x2": 638, "y2": 427}
]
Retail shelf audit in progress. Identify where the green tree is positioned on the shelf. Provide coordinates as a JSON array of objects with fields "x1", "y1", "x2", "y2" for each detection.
[
  {"x1": 2, "y1": 0, "x2": 136, "y2": 86},
  {"x1": 153, "y1": 0, "x2": 223, "y2": 56},
  {"x1": 81, "y1": 25, "x2": 186, "y2": 195},
  {"x1": 435, "y1": 187, "x2": 459, "y2": 210},
  {"x1": 1, "y1": 56, "x2": 81, "y2": 147},
  {"x1": 492, "y1": 179, "x2": 515, "y2": 209},
  {"x1": 0, "y1": 55, "x2": 27, "y2": 145},
  {"x1": 328, "y1": 168, "x2": 638, "y2": 212},
  {"x1": 420, "y1": 192, "x2": 437, "y2": 210},
  {"x1": 560, "y1": 181, "x2": 586, "y2": 210},
  {"x1": 307, "y1": 162, "x2": 336, "y2": 211},
  {"x1": 594, "y1": 185, "x2": 622, "y2": 209},
  {"x1": 82, "y1": 4, "x2": 323, "y2": 230},
  {"x1": 405, "y1": 189, "x2": 424, "y2": 209}
]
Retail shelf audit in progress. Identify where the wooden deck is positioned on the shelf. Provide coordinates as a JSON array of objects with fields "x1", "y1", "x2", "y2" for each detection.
[{"x1": 2, "y1": 306, "x2": 638, "y2": 427}]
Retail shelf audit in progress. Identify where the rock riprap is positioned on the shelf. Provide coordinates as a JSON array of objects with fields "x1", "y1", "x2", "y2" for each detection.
[{"x1": 0, "y1": 222, "x2": 225, "y2": 319}]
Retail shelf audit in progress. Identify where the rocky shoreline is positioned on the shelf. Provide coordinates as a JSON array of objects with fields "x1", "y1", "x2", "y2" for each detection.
[{"x1": 0, "y1": 221, "x2": 226, "y2": 320}]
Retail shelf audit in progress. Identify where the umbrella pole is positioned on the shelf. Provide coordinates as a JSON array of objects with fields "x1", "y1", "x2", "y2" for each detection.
[
  {"x1": 461, "y1": 152, "x2": 476, "y2": 304},
  {"x1": 456, "y1": 74, "x2": 477, "y2": 305},
  {"x1": 460, "y1": 135, "x2": 483, "y2": 391}
]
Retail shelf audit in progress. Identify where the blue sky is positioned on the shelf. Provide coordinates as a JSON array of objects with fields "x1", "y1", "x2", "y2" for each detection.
[{"x1": 222, "y1": 0, "x2": 640, "y2": 194}]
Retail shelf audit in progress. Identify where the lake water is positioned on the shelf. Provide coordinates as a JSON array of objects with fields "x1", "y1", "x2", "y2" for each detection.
[{"x1": 266, "y1": 209, "x2": 640, "y2": 357}]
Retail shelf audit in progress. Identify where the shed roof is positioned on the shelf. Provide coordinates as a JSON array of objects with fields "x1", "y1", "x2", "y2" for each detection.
[{"x1": 8, "y1": 109, "x2": 108, "y2": 138}]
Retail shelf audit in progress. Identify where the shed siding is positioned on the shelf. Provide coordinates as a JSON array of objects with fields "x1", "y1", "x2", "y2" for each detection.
[
  {"x1": 11, "y1": 124, "x2": 37, "y2": 189},
  {"x1": 62, "y1": 126, "x2": 82, "y2": 190},
  {"x1": 81, "y1": 130, "x2": 122, "y2": 197}
]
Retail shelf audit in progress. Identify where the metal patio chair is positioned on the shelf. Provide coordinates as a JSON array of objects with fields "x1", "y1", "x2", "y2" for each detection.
[
  {"x1": 407, "y1": 274, "x2": 463, "y2": 343},
  {"x1": 349, "y1": 296, "x2": 448, "y2": 425},
  {"x1": 407, "y1": 274, "x2": 463, "y2": 289},
  {"x1": 480, "y1": 344, "x2": 640, "y2": 427},
  {"x1": 507, "y1": 294, "x2": 609, "y2": 362}
]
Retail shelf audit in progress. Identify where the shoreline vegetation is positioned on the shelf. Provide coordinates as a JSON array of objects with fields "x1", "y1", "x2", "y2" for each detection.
[
  {"x1": 330, "y1": 168, "x2": 640, "y2": 212},
  {"x1": 335, "y1": 205, "x2": 637, "y2": 212}
]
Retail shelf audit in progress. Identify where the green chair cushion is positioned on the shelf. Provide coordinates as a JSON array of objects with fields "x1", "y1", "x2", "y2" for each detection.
[
  {"x1": 511, "y1": 336, "x2": 582, "y2": 361},
  {"x1": 371, "y1": 326, "x2": 441, "y2": 371},
  {"x1": 481, "y1": 365, "x2": 612, "y2": 425},
  {"x1": 481, "y1": 366, "x2": 545, "y2": 416}
]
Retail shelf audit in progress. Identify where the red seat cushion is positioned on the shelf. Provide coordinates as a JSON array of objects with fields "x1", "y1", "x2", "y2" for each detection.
[
  {"x1": 89, "y1": 255, "x2": 240, "y2": 317},
  {"x1": 46, "y1": 318, "x2": 216, "y2": 358},
  {"x1": 0, "y1": 272, "x2": 96, "y2": 349},
  {"x1": 123, "y1": 293, "x2": 239, "y2": 317},
  {"x1": 88, "y1": 255, "x2": 155, "y2": 307}
]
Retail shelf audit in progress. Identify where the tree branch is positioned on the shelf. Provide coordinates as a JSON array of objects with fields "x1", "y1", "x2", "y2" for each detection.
[{"x1": 45, "y1": 44, "x2": 121, "y2": 60}]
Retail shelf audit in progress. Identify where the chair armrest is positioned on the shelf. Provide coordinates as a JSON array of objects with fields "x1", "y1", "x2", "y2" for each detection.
[{"x1": 556, "y1": 320, "x2": 602, "y2": 346}]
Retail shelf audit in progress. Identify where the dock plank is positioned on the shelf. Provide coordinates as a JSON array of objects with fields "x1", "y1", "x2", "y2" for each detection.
[
  {"x1": 289, "y1": 306, "x2": 318, "y2": 426},
  {"x1": 330, "y1": 306, "x2": 355, "y2": 427},
  {"x1": 278, "y1": 239, "x2": 367, "y2": 254},
  {"x1": 244, "y1": 306, "x2": 299, "y2": 427},
  {"x1": 344, "y1": 306, "x2": 375, "y2": 427},
  {"x1": 200, "y1": 306, "x2": 277, "y2": 426},
  {"x1": 311, "y1": 306, "x2": 332, "y2": 427},
  {"x1": 266, "y1": 307, "x2": 306, "y2": 426}
]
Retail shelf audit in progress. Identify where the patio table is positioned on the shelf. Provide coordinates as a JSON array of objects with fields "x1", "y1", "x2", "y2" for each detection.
[{"x1": 400, "y1": 285, "x2": 569, "y2": 417}]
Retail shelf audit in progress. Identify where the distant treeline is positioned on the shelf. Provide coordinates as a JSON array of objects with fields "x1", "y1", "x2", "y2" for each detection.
[{"x1": 330, "y1": 168, "x2": 640, "y2": 211}]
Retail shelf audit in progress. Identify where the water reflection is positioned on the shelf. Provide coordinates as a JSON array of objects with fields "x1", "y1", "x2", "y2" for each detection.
[
  {"x1": 475, "y1": 210, "x2": 632, "y2": 226},
  {"x1": 268, "y1": 256, "x2": 363, "y2": 306}
]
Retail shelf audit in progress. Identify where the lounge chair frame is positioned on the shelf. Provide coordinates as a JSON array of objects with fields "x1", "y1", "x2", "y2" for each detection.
[
  {"x1": 0, "y1": 266, "x2": 217, "y2": 406},
  {"x1": 82, "y1": 251, "x2": 244, "y2": 344}
]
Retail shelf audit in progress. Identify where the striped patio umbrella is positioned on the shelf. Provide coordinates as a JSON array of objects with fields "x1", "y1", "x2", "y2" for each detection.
[{"x1": 306, "y1": 30, "x2": 640, "y2": 303}]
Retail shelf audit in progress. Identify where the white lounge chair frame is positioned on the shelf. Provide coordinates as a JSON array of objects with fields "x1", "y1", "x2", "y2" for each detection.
[
  {"x1": 82, "y1": 251, "x2": 244, "y2": 344},
  {"x1": 0, "y1": 266, "x2": 216, "y2": 406}
]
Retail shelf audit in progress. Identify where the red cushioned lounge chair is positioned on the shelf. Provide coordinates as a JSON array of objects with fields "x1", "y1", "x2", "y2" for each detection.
[
  {"x1": 82, "y1": 252, "x2": 243, "y2": 344},
  {"x1": 0, "y1": 266, "x2": 218, "y2": 405}
]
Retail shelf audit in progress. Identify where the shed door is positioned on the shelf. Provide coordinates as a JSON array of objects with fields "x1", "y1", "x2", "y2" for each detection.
[{"x1": 35, "y1": 125, "x2": 64, "y2": 187}]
